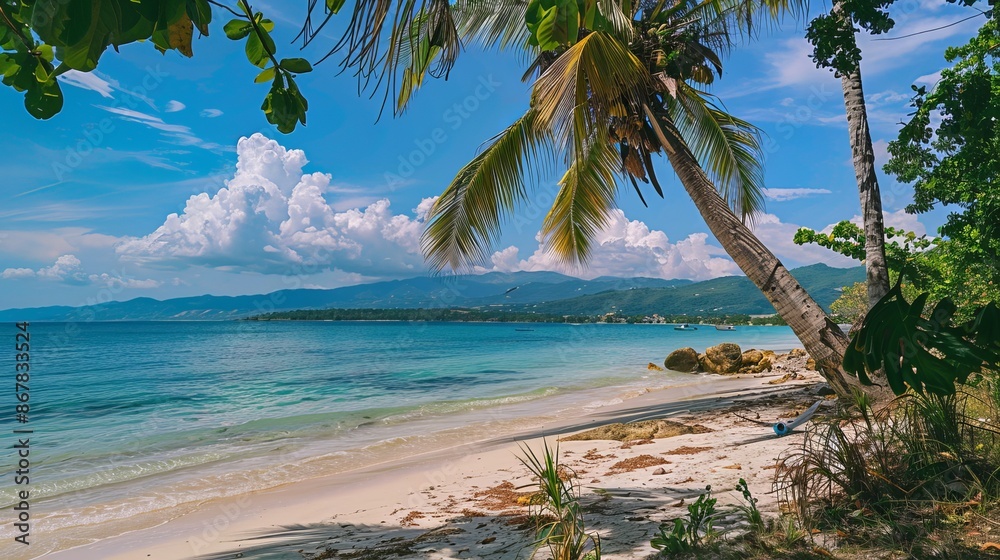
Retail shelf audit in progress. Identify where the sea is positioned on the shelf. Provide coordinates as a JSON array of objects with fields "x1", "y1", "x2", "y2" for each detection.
[{"x1": 0, "y1": 321, "x2": 801, "y2": 557}]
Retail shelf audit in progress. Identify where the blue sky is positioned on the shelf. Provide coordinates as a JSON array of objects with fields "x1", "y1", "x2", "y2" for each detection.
[{"x1": 0, "y1": 0, "x2": 985, "y2": 308}]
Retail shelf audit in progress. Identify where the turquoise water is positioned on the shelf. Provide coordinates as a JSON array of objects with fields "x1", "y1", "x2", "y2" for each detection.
[{"x1": 0, "y1": 321, "x2": 800, "y2": 552}]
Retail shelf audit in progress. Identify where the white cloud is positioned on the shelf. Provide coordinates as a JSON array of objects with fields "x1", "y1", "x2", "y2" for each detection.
[
  {"x1": 867, "y1": 90, "x2": 910, "y2": 107},
  {"x1": 200, "y1": 109, "x2": 223, "y2": 118},
  {"x1": 2, "y1": 254, "x2": 88, "y2": 284},
  {"x1": 165, "y1": 100, "x2": 187, "y2": 112},
  {"x1": 117, "y1": 134, "x2": 435, "y2": 276},
  {"x1": 58, "y1": 70, "x2": 114, "y2": 98},
  {"x1": 750, "y1": 209, "x2": 930, "y2": 270},
  {"x1": 95, "y1": 105, "x2": 224, "y2": 151},
  {"x1": 751, "y1": 214, "x2": 858, "y2": 268},
  {"x1": 484, "y1": 209, "x2": 741, "y2": 281},
  {"x1": 761, "y1": 188, "x2": 833, "y2": 201},
  {"x1": 872, "y1": 139, "x2": 891, "y2": 167},
  {"x1": 1, "y1": 254, "x2": 163, "y2": 289},
  {"x1": 748, "y1": 7, "x2": 979, "y2": 96},
  {"x1": 915, "y1": 69, "x2": 943, "y2": 86},
  {"x1": 58, "y1": 70, "x2": 157, "y2": 109},
  {"x1": 845, "y1": 208, "x2": 928, "y2": 236},
  {"x1": 88, "y1": 273, "x2": 161, "y2": 289},
  {"x1": 1, "y1": 268, "x2": 35, "y2": 279}
]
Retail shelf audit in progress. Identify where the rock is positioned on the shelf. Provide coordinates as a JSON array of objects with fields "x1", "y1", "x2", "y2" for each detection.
[
  {"x1": 738, "y1": 356, "x2": 773, "y2": 374},
  {"x1": 815, "y1": 385, "x2": 836, "y2": 396},
  {"x1": 652, "y1": 467, "x2": 667, "y2": 475},
  {"x1": 805, "y1": 358, "x2": 817, "y2": 371},
  {"x1": 560, "y1": 419, "x2": 712, "y2": 442},
  {"x1": 741, "y1": 349, "x2": 764, "y2": 366},
  {"x1": 788, "y1": 348, "x2": 807, "y2": 358},
  {"x1": 665, "y1": 347, "x2": 700, "y2": 373},
  {"x1": 647, "y1": 362, "x2": 665, "y2": 371},
  {"x1": 702, "y1": 343, "x2": 743, "y2": 374}
]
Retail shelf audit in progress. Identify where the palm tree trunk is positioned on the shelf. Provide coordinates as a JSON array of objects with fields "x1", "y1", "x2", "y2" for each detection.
[
  {"x1": 662, "y1": 144, "x2": 865, "y2": 398},
  {"x1": 841, "y1": 67, "x2": 890, "y2": 309}
]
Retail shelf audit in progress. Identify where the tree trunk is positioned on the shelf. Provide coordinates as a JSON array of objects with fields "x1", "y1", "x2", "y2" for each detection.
[
  {"x1": 663, "y1": 144, "x2": 865, "y2": 399},
  {"x1": 839, "y1": 34, "x2": 890, "y2": 309}
]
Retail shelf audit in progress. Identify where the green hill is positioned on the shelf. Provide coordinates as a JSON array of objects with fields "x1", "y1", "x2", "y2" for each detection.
[{"x1": 525, "y1": 264, "x2": 862, "y2": 316}]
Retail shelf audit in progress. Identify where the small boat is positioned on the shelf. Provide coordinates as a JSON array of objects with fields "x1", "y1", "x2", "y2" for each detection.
[
  {"x1": 674, "y1": 323, "x2": 698, "y2": 331},
  {"x1": 715, "y1": 324, "x2": 736, "y2": 331}
]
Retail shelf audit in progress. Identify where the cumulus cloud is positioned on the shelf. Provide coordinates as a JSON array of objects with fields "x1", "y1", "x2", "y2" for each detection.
[
  {"x1": 118, "y1": 134, "x2": 436, "y2": 276},
  {"x1": 2, "y1": 254, "x2": 88, "y2": 283},
  {"x1": 484, "y1": 209, "x2": 741, "y2": 281},
  {"x1": 747, "y1": 208, "x2": 931, "y2": 270},
  {"x1": 761, "y1": 188, "x2": 833, "y2": 201},
  {"x1": 0, "y1": 254, "x2": 161, "y2": 288},
  {"x1": 200, "y1": 108, "x2": 223, "y2": 118},
  {"x1": 846, "y1": 208, "x2": 927, "y2": 236},
  {"x1": 88, "y1": 273, "x2": 162, "y2": 289},
  {"x1": 165, "y1": 100, "x2": 186, "y2": 112}
]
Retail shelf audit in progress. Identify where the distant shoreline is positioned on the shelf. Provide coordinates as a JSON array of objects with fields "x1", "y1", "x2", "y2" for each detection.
[{"x1": 247, "y1": 308, "x2": 790, "y2": 326}]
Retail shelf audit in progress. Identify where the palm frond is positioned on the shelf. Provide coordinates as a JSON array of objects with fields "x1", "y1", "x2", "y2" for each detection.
[
  {"x1": 302, "y1": 0, "x2": 462, "y2": 117},
  {"x1": 532, "y1": 31, "x2": 650, "y2": 161},
  {"x1": 711, "y1": 0, "x2": 810, "y2": 40},
  {"x1": 666, "y1": 82, "x2": 766, "y2": 221},
  {"x1": 541, "y1": 131, "x2": 621, "y2": 263},
  {"x1": 453, "y1": 0, "x2": 533, "y2": 53},
  {"x1": 422, "y1": 111, "x2": 555, "y2": 271},
  {"x1": 595, "y1": 0, "x2": 637, "y2": 43},
  {"x1": 391, "y1": 0, "x2": 461, "y2": 113}
]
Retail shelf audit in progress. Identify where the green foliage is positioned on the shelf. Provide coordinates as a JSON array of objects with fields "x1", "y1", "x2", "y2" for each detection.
[
  {"x1": 843, "y1": 282, "x2": 1000, "y2": 396},
  {"x1": 830, "y1": 281, "x2": 867, "y2": 323},
  {"x1": 524, "y1": 0, "x2": 626, "y2": 51},
  {"x1": 776, "y1": 388, "x2": 1000, "y2": 550},
  {"x1": 805, "y1": 0, "x2": 895, "y2": 75},
  {"x1": 224, "y1": 1, "x2": 310, "y2": 133},
  {"x1": 651, "y1": 485, "x2": 718, "y2": 553},
  {"x1": 735, "y1": 478, "x2": 764, "y2": 536},
  {"x1": 885, "y1": 17, "x2": 1000, "y2": 310},
  {"x1": 793, "y1": 221, "x2": 933, "y2": 272},
  {"x1": 0, "y1": 0, "x2": 310, "y2": 131},
  {"x1": 793, "y1": 220, "x2": 994, "y2": 319},
  {"x1": 519, "y1": 441, "x2": 601, "y2": 560}
]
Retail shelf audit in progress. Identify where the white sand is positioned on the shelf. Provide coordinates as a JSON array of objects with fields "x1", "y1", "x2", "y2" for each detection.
[{"x1": 34, "y1": 367, "x2": 831, "y2": 560}]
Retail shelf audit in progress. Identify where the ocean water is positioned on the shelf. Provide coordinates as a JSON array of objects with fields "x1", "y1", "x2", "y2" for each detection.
[{"x1": 0, "y1": 321, "x2": 800, "y2": 556}]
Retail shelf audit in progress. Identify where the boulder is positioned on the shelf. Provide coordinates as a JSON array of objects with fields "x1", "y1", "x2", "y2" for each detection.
[
  {"x1": 805, "y1": 358, "x2": 817, "y2": 371},
  {"x1": 702, "y1": 343, "x2": 743, "y2": 374},
  {"x1": 788, "y1": 348, "x2": 807, "y2": 358},
  {"x1": 648, "y1": 362, "x2": 665, "y2": 371},
  {"x1": 664, "y1": 347, "x2": 700, "y2": 373},
  {"x1": 741, "y1": 349, "x2": 764, "y2": 366}
]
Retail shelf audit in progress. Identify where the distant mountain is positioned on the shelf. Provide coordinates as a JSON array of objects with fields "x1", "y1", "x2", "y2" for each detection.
[
  {"x1": 0, "y1": 264, "x2": 861, "y2": 321},
  {"x1": 0, "y1": 271, "x2": 690, "y2": 321},
  {"x1": 525, "y1": 263, "x2": 863, "y2": 316}
]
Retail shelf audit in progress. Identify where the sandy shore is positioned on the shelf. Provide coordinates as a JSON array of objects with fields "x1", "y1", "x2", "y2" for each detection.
[{"x1": 41, "y1": 364, "x2": 831, "y2": 560}]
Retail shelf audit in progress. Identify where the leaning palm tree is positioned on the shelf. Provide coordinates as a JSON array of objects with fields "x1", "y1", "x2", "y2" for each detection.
[{"x1": 301, "y1": 0, "x2": 866, "y2": 397}]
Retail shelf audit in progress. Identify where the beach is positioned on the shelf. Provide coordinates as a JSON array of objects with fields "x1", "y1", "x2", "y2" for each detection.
[{"x1": 41, "y1": 363, "x2": 830, "y2": 560}]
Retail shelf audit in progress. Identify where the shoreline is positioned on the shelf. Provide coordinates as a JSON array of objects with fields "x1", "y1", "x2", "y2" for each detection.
[{"x1": 38, "y1": 367, "x2": 830, "y2": 560}]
